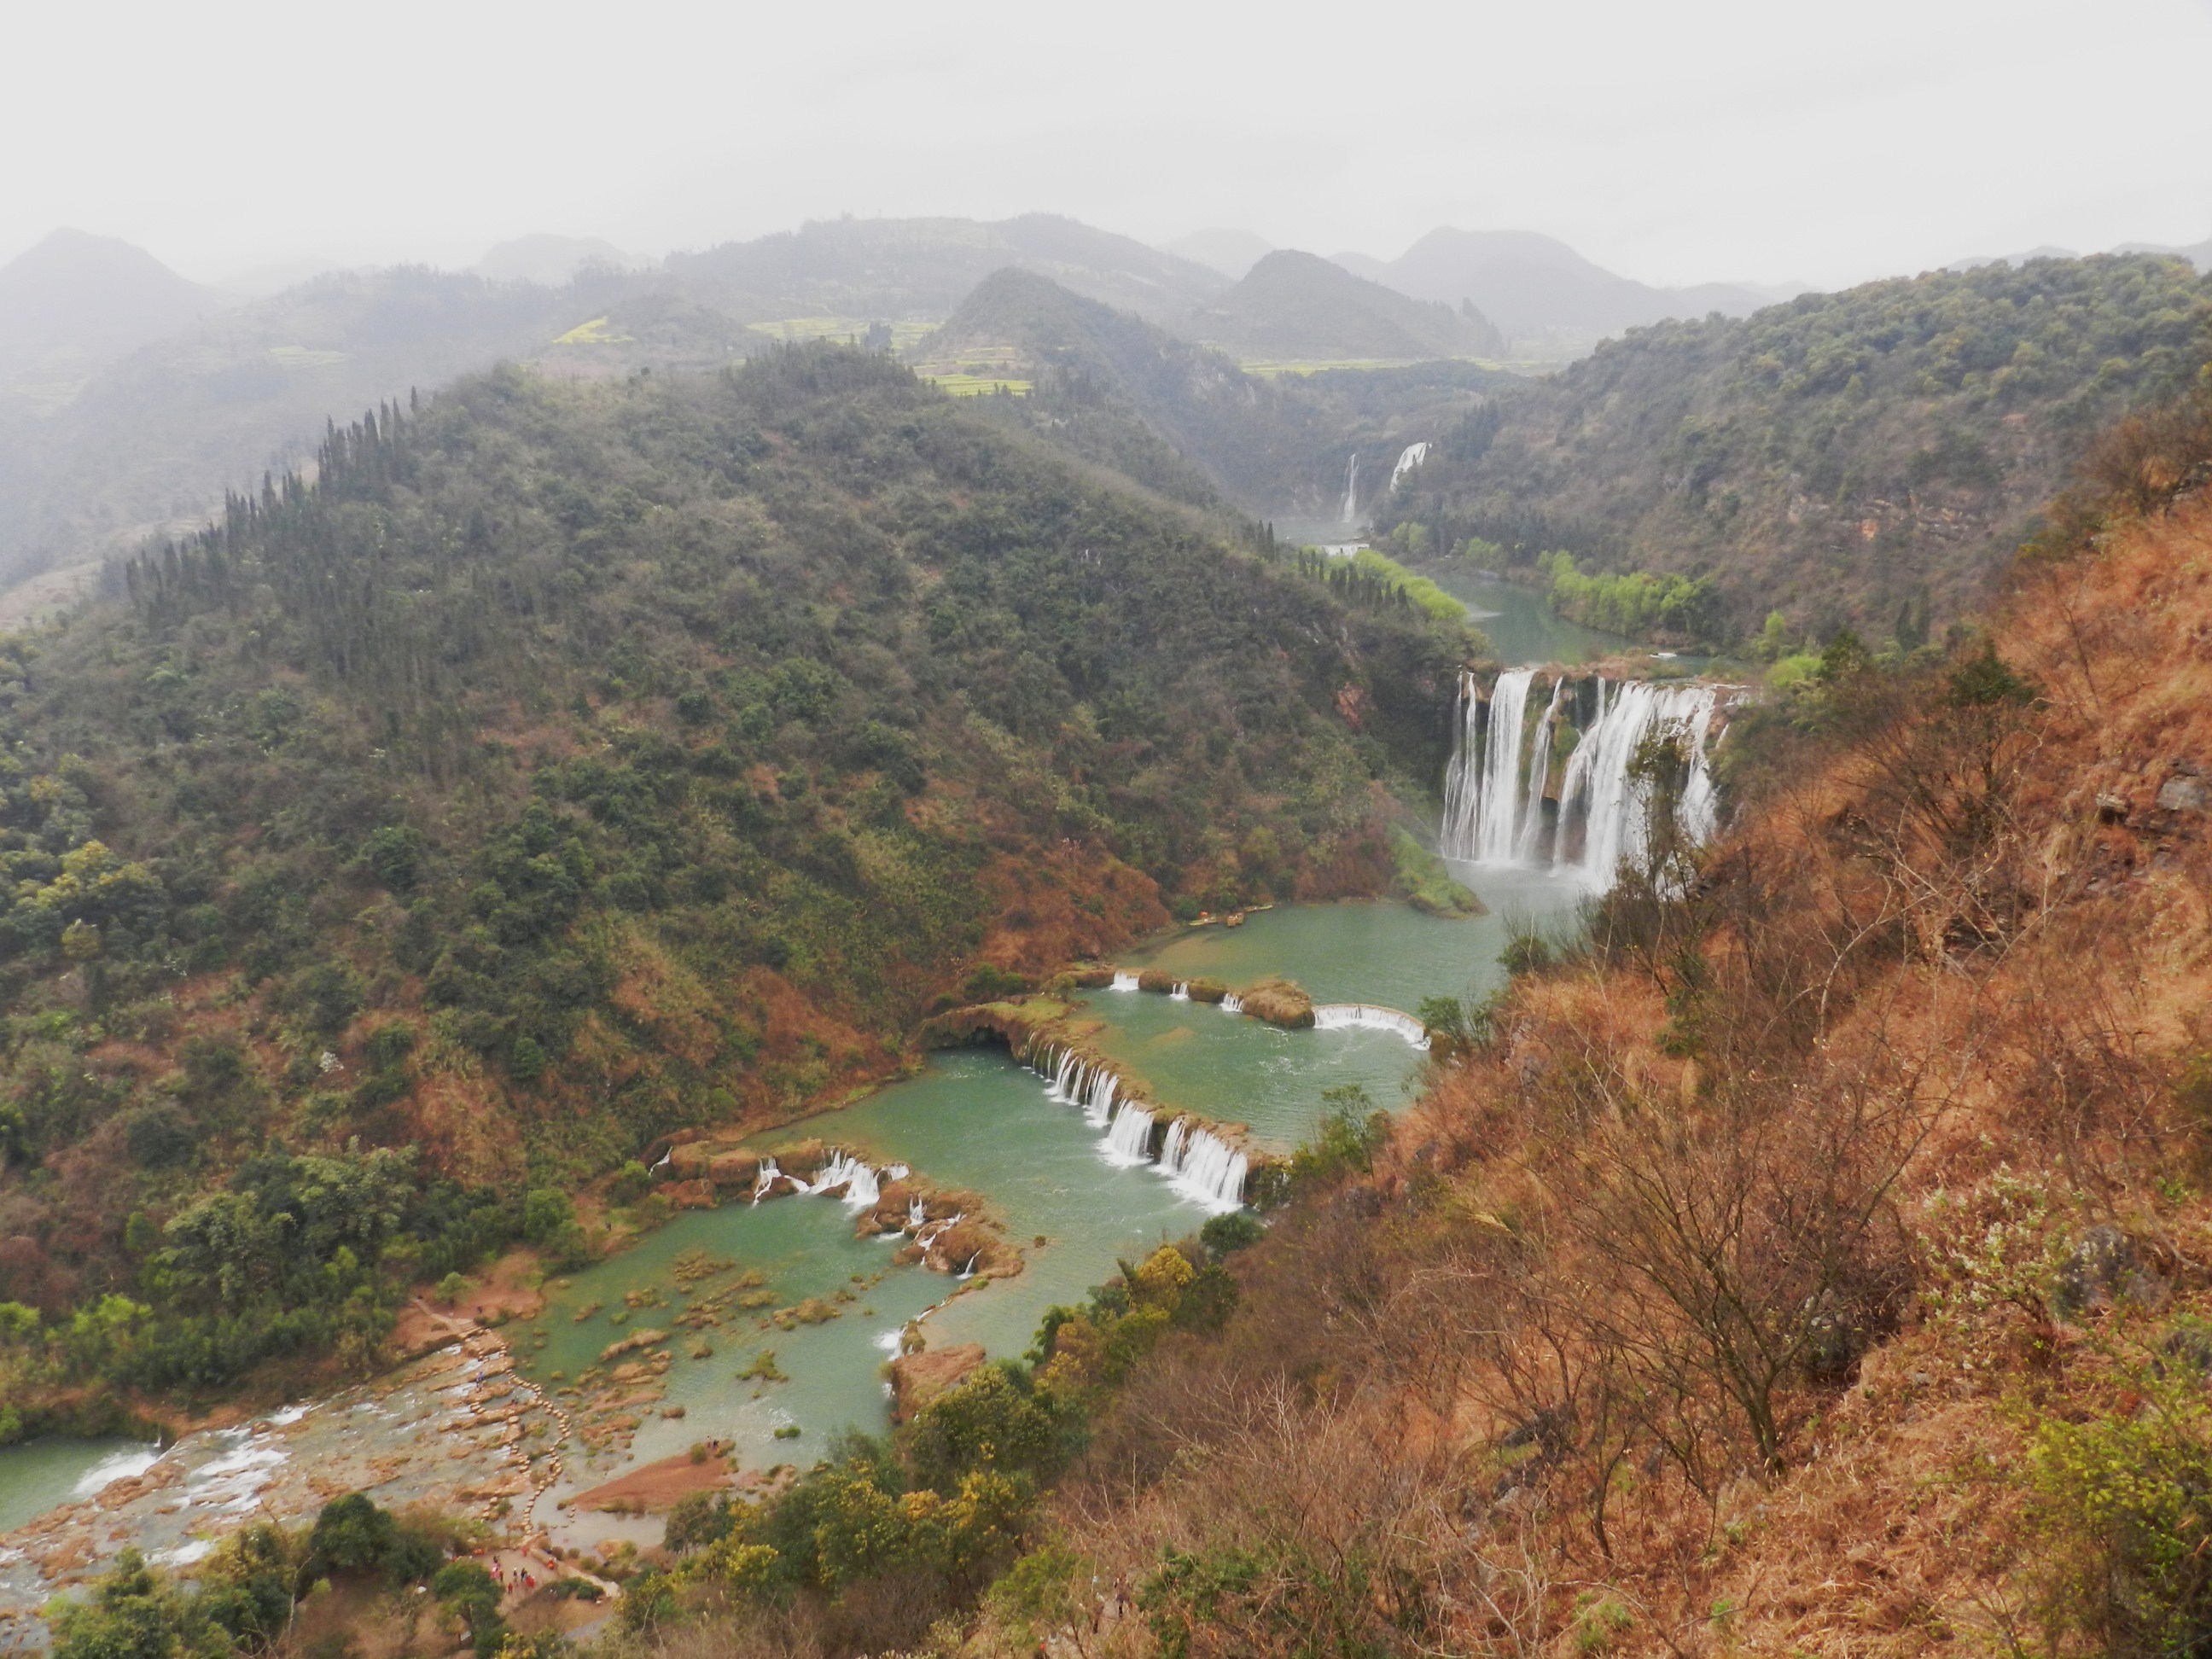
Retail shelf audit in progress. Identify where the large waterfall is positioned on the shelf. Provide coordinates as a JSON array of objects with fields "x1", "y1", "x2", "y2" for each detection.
[
  {"x1": 1441, "y1": 669, "x2": 1723, "y2": 885},
  {"x1": 1388, "y1": 441, "x2": 1430, "y2": 491},
  {"x1": 1339, "y1": 453, "x2": 1360, "y2": 524}
]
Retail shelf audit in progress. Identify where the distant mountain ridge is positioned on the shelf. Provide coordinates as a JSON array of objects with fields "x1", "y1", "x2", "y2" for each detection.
[
  {"x1": 0, "y1": 230, "x2": 228, "y2": 379},
  {"x1": 1165, "y1": 228, "x2": 1273, "y2": 280},
  {"x1": 668, "y1": 213, "x2": 1227, "y2": 324},
  {"x1": 476, "y1": 234, "x2": 643, "y2": 285},
  {"x1": 1340, "y1": 227, "x2": 1779, "y2": 351},
  {"x1": 1187, "y1": 249, "x2": 1505, "y2": 362}
]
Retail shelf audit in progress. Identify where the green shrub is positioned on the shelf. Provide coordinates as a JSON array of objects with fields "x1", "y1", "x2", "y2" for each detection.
[
  {"x1": 1199, "y1": 1211, "x2": 1265, "y2": 1259},
  {"x1": 2023, "y1": 1348, "x2": 2212, "y2": 1654}
]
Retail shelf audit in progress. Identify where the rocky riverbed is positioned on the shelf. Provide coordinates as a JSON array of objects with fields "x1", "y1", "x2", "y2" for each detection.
[{"x1": 0, "y1": 1331, "x2": 554, "y2": 1647}]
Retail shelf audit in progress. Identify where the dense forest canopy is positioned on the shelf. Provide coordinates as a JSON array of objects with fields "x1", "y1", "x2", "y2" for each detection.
[
  {"x1": 0, "y1": 345, "x2": 1471, "y2": 1401},
  {"x1": 1377, "y1": 253, "x2": 2212, "y2": 638}
]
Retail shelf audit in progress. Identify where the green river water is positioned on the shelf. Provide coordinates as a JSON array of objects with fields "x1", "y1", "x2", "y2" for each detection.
[{"x1": 1, "y1": 562, "x2": 1608, "y2": 1545}]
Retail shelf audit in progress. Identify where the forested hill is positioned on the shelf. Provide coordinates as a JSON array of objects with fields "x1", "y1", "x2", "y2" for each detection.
[
  {"x1": 1375, "y1": 253, "x2": 2212, "y2": 639},
  {"x1": 919, "y1": 268, "x2": 1509, "y2": 517},
  {"x1": 1188, "y1": 249, "x2": 1506, "y2": 362},
  {"x1": 0, "y1": 345, "x2": 1472, "y2": 1394}
]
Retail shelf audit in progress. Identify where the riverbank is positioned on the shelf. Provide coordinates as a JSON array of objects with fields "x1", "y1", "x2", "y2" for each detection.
[{"x1": 0, "y1": 1328, "x2": 556, "y2": 1637}]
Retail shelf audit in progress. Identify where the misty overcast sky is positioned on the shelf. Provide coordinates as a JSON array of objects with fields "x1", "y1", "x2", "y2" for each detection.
[{"x1": 9, "y1": 0, "x2": 2210, "y2": 291}]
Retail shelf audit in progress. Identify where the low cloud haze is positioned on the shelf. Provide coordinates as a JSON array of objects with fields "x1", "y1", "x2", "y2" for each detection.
[{"x1": 8, "y1": 0, "x2": 2210, "y2": 291}]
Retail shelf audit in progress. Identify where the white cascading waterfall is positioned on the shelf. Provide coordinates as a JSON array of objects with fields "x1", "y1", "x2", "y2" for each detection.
[
  {"x1": 806, "y1": 1150, "x2": 882, "y2": 1208},
  {"x1": 1104, "y1": 1102, "x2": 1155, "y2": 1164},
  {"x1": 1170, "y1": 981, "x2": 1190, "y2": 1001},
  {"x1": 1312, "y1": 1004, "x2": 1431, "y2": 1050},
  {"x1": 1441, "y1": 671, "x2": 1725, "y2": 888},
  {"x1": 1340, "y1": 453, "x2": 1360, "y2": 524},
  {"x1": 751, "y1": 1158, "x2": 781, "y2": 1204},
  {"x1": 1440, "y1": 670, "x2": 1487, "y2": 859},
  {"x1": 1389, "y1": 441, "x2": 1430, "y2": 491},
  {"x1": 1078, "y1": 1065, "x2": 1118, "y2": 1129},
  {"x1": 1165, "y1": 1125, "x2": 1249, "y2": 1212},
  {"x1": 1024, "y1": 1039, "x2": 1249, "y2": 1208},
  {"x1": 1220, "y1": 993, "x2": 1243, "y2": 1015},
  {"x1": 1552, "y1": 680, "x2": 1720, "y2": 884},
  {"x1": 1514, "y1": 675, "x2": 1568, "y2": 861},
  {"x1": 1109, "y1": 971, "x2": 1139, "y2": 992},
  {"x1": 1477, "y1": 669, "x2": 1537, "y2": 862}
]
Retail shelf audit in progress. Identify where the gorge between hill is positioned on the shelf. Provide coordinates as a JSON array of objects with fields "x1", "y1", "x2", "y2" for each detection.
[{"x1": 0, "y1": 571, "x2": 1720, "y2": 1621}]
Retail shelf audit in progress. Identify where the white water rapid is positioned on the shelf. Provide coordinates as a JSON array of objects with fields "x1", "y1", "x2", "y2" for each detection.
[{"x1": 1312, "y1": 1004, "x2": 1431, "y2": 1050}]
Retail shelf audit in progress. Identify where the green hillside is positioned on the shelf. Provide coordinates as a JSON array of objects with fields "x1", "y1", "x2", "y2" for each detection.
[
  {"x1": 1376, "y1": 253, "x2": 2212, "y2": 637},
  {"x1": 1188, "y1": 248, "x2": 1505, "y2": 361},
  {"x1": 0, "y1": 345, "x2": 1471, "y2": 1399},
  {"x1": 918, "y1": 268, "x2": 1509, "y2": 517}
]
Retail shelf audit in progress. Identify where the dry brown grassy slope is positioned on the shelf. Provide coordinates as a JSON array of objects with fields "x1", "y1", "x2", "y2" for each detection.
[{"x1": 966, "y1": 447, "x2": 2212, "y2": 1656}]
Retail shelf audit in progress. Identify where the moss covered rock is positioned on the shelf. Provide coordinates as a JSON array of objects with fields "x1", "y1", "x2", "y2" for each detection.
[{"x1": 1238, "y1": 978, "x2": 1314, "y2": 1028}]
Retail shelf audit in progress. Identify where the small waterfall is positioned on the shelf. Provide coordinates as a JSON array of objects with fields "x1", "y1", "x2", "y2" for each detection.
[
  {"x1": 1109, "y1": 970, "x2": 1139, "y2": 992},
  {"x1": 908, "y1": 1195, "x2": 927, "y2": 1230},
  {"x1": 1046, "y1": 1049, "x2": 1080, "y2": 1103},
  {"x1": 1165, "y1": 1127, "x2": 1249, "y2": 1212},
  {"x1": 1026, "y1": 1040, "x2": 1249, "y2": 1210},
  {"x1": 1169, "y1": 981, "x2": 1190, "y2": 1001},
  {"x1": 806, "y1": 1150, "x2": 882, "y2": 1208},
  {"x1": 1104, "y1": 1102, "x2": 1155, "y2": 1165},
  {"x1": 751, "y1": 1158, "x2": 781, "y2": 1205},
  {"x1": 1220, "y1": 993, "x2": 1243, "y2": 1015},
  {"x1": 1313, "y1": 1004, "x2": 1431, "y2": 1050},
  {"x1": 884, "y1": 1163, "x2": 910, "y2": 1183},
  {"x1": 1339, "y1": 453, "x2": 1360, "y2": 524},
  {"x1": 1388, "y1": 441, "x2": 1430, "y2": 491},
  {"x1": 1079, "y1": 1064, "x2": 1119, "y2": 1129}
]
